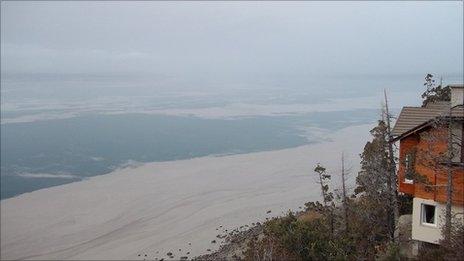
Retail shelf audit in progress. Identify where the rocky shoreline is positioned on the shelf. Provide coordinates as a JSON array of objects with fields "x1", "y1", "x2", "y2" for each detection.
[{"x1": 194, "y1": 223, "x2": 264, "y2": 261}]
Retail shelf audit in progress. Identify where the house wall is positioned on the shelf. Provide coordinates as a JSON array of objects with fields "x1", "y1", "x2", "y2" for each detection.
[
  {"x1": 411, "y1": 197, "x2": 464, "y2": 244},
  {"x1": 451, "y1": 122, "x2": 463, "y2": 162},
  {"x1": 397, "y1": 127, "x2": 464, "y2": 206},
  {"x1": 398, "y1": 134, "x2": 418, "y2": 195},
  {"x1": 450, "y1": 86, "x2": 464, "y2": 108}
]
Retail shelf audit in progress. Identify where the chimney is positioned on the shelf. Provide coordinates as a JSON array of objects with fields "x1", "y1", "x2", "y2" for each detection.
[
  {"x1": 448, "y1": 84, "x2": 463, "y2": 163},
  {"x1": 449, "y1": 84, "x2": 464, "y2": 108}
]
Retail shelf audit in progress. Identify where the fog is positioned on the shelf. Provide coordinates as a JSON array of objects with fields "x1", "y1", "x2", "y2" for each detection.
[
  {"x1": 1, "y1": 2, "x2": 463, "y2": 120},
  {"x1": 2, "y1": 2, "x2": 462, "y2": 75},
  {"x1": 1, "y1": 4, "x2": 463, "y2": 254}
]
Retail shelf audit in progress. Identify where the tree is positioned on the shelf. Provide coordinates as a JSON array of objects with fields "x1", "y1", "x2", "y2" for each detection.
[
  {"x1": 412, "y1": 112, "x2": 463, "y2": 242},
  {"x1": 416, "y1": 74, "x2": 462, "y2": 242},
  {"x1": 384, "y1": 90, "x2": 399, "y2": 242},
  {"x1": 314, "y1": 164, "x2": 334, "y2": 236},
  {"x1": 314, "y1": 164, "x2": 333, "y2": 208},
  {"x1": 340, "y1": 153, "x2": 349, "y2": 233},
  {"x1": 421, "y1": 73, "x2": 450, "y2": 107},
  {"x1": 355, "y1": 120, "x2": 396, "y2": 241}
]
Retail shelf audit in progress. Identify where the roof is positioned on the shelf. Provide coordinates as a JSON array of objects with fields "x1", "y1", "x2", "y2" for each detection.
[
  {"x1": 391, "y1": 101, "x2": 464, "y2": 140},
  {"x1": 392, "y1": 101, "x2": 448, "y2": 136}
]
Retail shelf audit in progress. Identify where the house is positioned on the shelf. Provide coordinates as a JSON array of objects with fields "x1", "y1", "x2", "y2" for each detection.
[{"x1": 391, "y1": 84, "x2": 464, "y2": 251}]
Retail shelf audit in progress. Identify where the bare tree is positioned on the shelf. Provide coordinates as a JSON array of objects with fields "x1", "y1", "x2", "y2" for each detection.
[
  {"x1": 412, "y1": 75, "x2": 463, "y2": 242},
  {"x1": 445, "y1": 104, "x2": 454, "y2": 241},
  {"x1": 340, "y1": 152, "x2": 349, "y2": 233},
  {"x1": 384, "y1": 89, "x2": 399, "y2": 242},
  {"x1": 409, "y1": 116, "x2": 463, "y2": 246}
]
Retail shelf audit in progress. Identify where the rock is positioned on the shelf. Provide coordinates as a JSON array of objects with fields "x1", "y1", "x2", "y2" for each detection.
[
  {"x1": 398, "y1": 214, "x2": 414, "y2": 258},
  {"x1": 266, "y1": 210, "x2": 271, "y2": 214},
  {"x1": 193, "y1": 223, "x2": 265, "y2": 261},
  {"x1": 398, "y1": 214, "x2": 412, "y2": 242},
  {"x1": 211, "y1": 240, "x2": 216, "y2": 244}
]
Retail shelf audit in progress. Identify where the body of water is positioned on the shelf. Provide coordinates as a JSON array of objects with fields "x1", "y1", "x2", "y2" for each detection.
[{"x1": 0, "y1": 110, "x2": 376, "y2": 199}]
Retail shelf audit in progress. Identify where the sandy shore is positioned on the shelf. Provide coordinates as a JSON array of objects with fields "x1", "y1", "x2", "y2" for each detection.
[{"x1": 1, "y1": 124, "x2": 373, "y2": 260}]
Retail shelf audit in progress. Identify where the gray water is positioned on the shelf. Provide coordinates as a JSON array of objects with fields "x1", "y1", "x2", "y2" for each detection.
[
  {"x1": 0, "y1": 110, "x2": 377, "y2": 199},
  {"x1": 2, "y1": 72, "x2": 462, "y2": 199}
]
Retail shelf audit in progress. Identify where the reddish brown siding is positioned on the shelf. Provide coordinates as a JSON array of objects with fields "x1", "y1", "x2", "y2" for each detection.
[
  {"x1": 397, "y1": 127, "x2": 464, "y2": 206},
  {"x1": 398, "y1": 135, "x2": 418, "y2": 195}
]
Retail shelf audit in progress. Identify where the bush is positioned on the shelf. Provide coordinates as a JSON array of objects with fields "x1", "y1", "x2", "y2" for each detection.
[
  {"x1": 244, "y1": 196, "x2": 398, "y2": 260},
  {"x1": 398, "y1": 194, "x2": 413, "y2": 215},
  {"x1": 245, "y1": 209, "x2": 361, "y2": 260}
]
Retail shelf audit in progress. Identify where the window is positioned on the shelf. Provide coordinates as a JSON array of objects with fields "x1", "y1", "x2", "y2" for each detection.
[
  {"x1": 421, "y1": 204, "x2": 437, "y2": 226},
  {"x1": 404, "y1": 152, "x2": 415, "y2": 183}
]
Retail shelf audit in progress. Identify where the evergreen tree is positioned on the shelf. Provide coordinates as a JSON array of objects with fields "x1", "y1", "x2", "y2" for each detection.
[
  {"x1": 355, "y1": 121, "x2": 390, "y2": 198},
  {"x1": 355, "y1": 120, "x2": 396, "y2": 241},
  {"x1": 421, "y1": 73, "x2": 451, "y2": 106},
  {"x1": 313, "y1": 164, "x2": 335, "y2": 237}
]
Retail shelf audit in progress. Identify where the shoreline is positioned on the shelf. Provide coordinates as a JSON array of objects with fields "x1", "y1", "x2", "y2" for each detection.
[{"x1": 1, "y1": 123, "x2": 373, "y2": 260}]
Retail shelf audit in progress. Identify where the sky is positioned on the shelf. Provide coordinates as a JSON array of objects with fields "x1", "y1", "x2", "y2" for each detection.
[{"x1": 1, "y1": 1, "x2": 463, "y2": 77}]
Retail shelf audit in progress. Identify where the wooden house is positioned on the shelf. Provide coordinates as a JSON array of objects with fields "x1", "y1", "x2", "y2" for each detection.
[{"x1": 391, "y1": 84, "x2": 463, "y2": 247}]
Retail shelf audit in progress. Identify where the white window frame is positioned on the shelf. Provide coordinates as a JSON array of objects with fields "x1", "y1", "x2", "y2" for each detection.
[
  {"x1": 404, "y1": 178, "x2": 414, "y2": 184},
  {"x1": 404, "y1": 153, "x2": 414, "y2": 184},
  {"x1": 421, "y1": 203, "x2": 437, "y2": 227}
]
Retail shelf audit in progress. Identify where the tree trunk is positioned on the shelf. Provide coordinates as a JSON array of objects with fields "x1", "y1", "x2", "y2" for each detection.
[
  {"x1": 341, "y1": 153, "x2": 349, "y2": 232},
  {"x1": 318, "y1": 173, "x2": 328, "y2": 208},
  {"x1": 384, "y1": 89, "x2": 399, "y2": 242},
  {"x1": 445, "y1": 105, "x2": 453, "y2": 242}
]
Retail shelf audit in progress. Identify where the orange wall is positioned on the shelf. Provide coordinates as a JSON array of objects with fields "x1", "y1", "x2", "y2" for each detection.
[
  {"x1": 397, "y1": 127, "x2": 464, "y2": 206},
  {"x1": 398, "y1": 134, "x2": 417, "y2": 195}
]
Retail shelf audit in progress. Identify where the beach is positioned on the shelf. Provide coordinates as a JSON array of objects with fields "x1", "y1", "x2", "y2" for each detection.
[{"x1": 1, "y1": 123, "x2": 373, "y2": 260}]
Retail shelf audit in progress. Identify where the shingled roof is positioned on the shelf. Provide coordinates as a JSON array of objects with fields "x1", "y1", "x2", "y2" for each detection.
[
  {"x1": 391, "y1": 101, "x2": 464, "y2": 138},
  {"x1": 392, "y1": 102, "x2": 448, "y2": 136}
]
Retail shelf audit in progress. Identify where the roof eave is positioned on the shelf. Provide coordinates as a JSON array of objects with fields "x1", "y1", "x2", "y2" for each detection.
[
  {"x1": 390, "y1": 120, "x2": 433, "y2": 143},
  {"x1": 390, "y1": 115, "x2": 464, "y2": 143}
]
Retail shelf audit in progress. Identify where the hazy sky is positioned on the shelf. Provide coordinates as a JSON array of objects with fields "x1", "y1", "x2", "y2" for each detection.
[{"x1": 1, "y1": 1, "x2": 463, "y2": 77}]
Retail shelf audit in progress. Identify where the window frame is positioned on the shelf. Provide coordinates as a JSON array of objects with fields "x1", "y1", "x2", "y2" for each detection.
[
  {"x1": 421, "y1": 203, "x2": 437, "y2": 227},
  {"x1": 404, "y1": 152, "x2": 415, "y2": 184}
]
